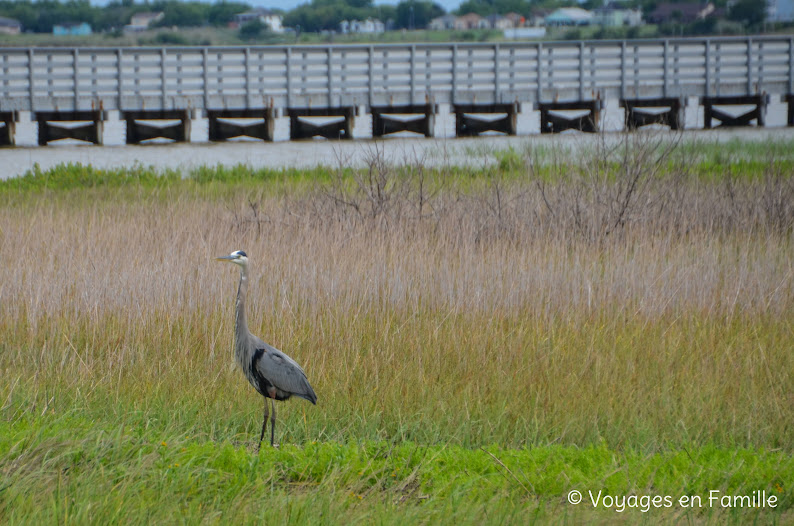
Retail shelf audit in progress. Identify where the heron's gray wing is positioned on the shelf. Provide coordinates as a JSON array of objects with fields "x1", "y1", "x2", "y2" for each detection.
[{"x1": 254, "y1": 341, "x2": 317, "y2": 404}]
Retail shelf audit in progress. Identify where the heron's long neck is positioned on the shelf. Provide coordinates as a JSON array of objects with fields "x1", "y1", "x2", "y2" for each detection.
[{"x1": 234, "y1": 266, "x2": 250, "y2": 351}]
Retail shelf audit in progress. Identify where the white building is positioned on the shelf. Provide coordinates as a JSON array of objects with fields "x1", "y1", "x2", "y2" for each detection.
[
  {"x1": 767, "y1": 0, "x2": 794, "y2": 22},
  {"x1": 592, "y1": 5, "x2": 643, "y2": 27},
  {"x1": 544, "y1": 8, "x2": 594, "y2": 27},
  {"x1": 339, "y1": 18, "x2": 385, "y2": 34},
  {"x1": 124, "y1": 12, "x2": 164, "y2": 33},
  {"x1": 429, "y1": 14, "x2": 457, "y2": 30},
  {"x1": 232, "y1": 9, "x2": 284, "y2": 33},
  {"x1": 0, "y1": 16, "x2": 21, "y2": 34},
  {"x1": 486, "y1": 14, "x2": 515, "y2": 30}
]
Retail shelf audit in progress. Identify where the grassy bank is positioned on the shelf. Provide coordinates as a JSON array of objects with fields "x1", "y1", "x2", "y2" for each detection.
[
  {"x1": 2, "y1": 421, "x2": 791, "y2": 523},
  {"x1": 1, "y1": 138, "x2": 792, "y2": 522}
]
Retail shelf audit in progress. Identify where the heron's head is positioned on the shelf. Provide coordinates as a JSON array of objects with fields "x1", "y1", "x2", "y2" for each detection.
[{"x1": 216, "y1": 250, "x2": 248, "y2": 267}]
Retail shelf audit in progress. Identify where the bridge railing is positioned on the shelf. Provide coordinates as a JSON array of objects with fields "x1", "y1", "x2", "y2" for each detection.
[{"x1": 1, "y1": 36, "x2": 792, "y2": 113}]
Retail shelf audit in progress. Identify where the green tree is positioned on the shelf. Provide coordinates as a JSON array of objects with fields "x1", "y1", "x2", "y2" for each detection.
[
  {"x1": 239, "y1": 18, "x2": 265, "y2": 40},
  {"x1": 727, "y1": 0, "x2": 765, "y2": 27},
  {"x1": 0, "y1": 0, "x2": 38, "y2": 31},
  {"x1": 283, "y1": 0, "x2": 380, "y2": 32},
  {"x1": 394, "y1": 1, "x2": 445, "y2": 29},
  {"x1": 152, "y1": 2, "x2": 208, "y2": 28},
  {"x1": 376, "y1": 5, "x2": 396, "y2": 25},
  {"x1": 456, "y1": 0, "x2": 531, "y2": 16},
  {"x1": 208, "y1": 2, "x2": 251, "y2": 27}
]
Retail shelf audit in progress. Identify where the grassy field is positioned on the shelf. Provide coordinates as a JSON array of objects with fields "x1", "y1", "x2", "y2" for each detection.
[{"x1": 1, "y1": 135, "x2": 792, "y2": 523}]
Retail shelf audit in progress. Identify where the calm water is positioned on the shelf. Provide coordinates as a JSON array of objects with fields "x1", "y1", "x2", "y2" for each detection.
[{"x1": 3, "y1": 100, "x2": 792, "y2": 179}]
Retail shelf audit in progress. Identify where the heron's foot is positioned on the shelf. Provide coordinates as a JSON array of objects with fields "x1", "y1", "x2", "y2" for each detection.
[{"x1": 271, "y1": 442, "x2": 280, "y2": 449}]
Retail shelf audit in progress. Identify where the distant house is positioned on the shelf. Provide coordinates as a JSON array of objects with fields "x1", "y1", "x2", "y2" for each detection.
[
  {"x1": 339, "y1": 18, "x2": 385, "y2": 34},
  {"x1": 528, "y1": 8, "x2": 551, "y2": 27},
  {"x1": 486, "y1": 14, "x2": 515, "y2": 30},
  {"x1": 767, "y1": 0, "x2": 794, "y2": 22},
  {"x1": 0, "y1": 16, "x2": 21, "y2": 35},
  {"x1": 123, "y1": 12, "x2": 164, "y2": 33},
  {"x1": 231, "y1": 9, "x2": 284, "y2": 33},
  {"x1": 429, "y1": 14, "x2": 457, "y2": 30},
  {"x1": 53, "y1": 22, "x2": 92, "y2": 36},
  {"x1": 592, "y1": 4, "x2": 643, "y2": 27},
  {"x1": 455, "y1": 13, "x2": 488, "y2": 30},
  {"x1": 646, "y1": 3, "x2": 715, "y2": 24},
  {"x1": 503, "y1": 12, "x2": 526, "y2": 28},
  {"x1": 545, "y1": 8, "x2": 594, "y2": 27}
]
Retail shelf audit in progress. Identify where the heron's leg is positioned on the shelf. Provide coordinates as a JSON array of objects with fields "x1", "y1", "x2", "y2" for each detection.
[
  {"x1": 259, "y1": 397, "x2": 270, "y2": 448},
  {"x1": 270, "y1": 398, "x2": 277, "y2": 447}
]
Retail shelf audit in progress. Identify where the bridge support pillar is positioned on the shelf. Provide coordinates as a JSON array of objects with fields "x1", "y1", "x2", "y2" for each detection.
[
  {"x1": 453, "y1": 103, "x2": 518, "y2": 137},
  {"x1": 207, "y1": 108, "x2": 275, "y2": 142},
  {"x1": 538, "y1": 100, "x2": 602, "y2": 133},
  {"x1": 702, "y1": 94, "x2": 769, "y2": 128},
  {"x1": 35, "y1": 110, "x2": 104, "y2": 145},
  {"x1": 0, "y1": 111, "x2": 18, "y2": 146},
  {"x1": 123, "y1": 109, "x2": 192, "y2": 144},
  {"x1": 621, "y1": 97, "x2": 685, "y2": 130},
  {"x1": 288, "y1": 107, "x2": 355, "y2": 140},
  {"x1": 371, "y1": 104, "x2": 436, "y2": 138}
]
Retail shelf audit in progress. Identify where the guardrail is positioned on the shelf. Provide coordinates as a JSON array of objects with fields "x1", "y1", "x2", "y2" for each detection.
[{"x1": 1, "y1": 36, "x2": 793, "y2": 113}]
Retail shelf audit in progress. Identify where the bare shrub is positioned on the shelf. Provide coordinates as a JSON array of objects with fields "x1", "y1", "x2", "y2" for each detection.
[
  {"x1": 260, "y1": 131, "x2": 790, "y2": 248},
  {"x1": 525, "y1": 130, "x2": 683, "y2": 242}
]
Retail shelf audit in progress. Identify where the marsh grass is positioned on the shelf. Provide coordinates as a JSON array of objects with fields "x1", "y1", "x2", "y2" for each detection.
[{"x1": 1, "y1": 135, "x2": 792, "y2": 522}]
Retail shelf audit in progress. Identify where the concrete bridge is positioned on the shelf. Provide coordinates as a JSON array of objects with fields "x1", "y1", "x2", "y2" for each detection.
[{"x1": 1, "y1": 35, "x2": 792, "y2": 146}]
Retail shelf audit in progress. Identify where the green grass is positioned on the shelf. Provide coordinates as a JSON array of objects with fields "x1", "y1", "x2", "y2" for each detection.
[
  {"x1": 1, "y1": 139, "x2": 792, "y2": 523},
  {"x1": 464, "y1": 136, "x2": 794, "y2": 182},
  {"x1": 2, "y1": 415, "x2": 791, "y2": 523},
  {"x1": 3, "y1": 135, "x2": 794, "y2": 198}
]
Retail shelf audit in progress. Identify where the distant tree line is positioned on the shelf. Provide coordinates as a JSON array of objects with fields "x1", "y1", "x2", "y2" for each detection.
[
  {"x1": 0, "y1": 0, "x2": 255, "y2": 33},
  {"x1": 282, "y1": 0, "x2": 449, "y2": 33},
  {"x1": 0, "y1": 0, "x2": 772, "y2": 36},
  {"x1": 455, "y1": 0, "x2": 740, "y2": 16},
  {"x1": 0, "y1": 0, "x2": 449, "y2": 33}
]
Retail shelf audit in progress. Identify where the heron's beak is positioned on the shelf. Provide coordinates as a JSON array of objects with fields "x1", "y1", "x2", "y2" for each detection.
[{"x1": 216, "y1": 255, "x2": 235, "y2": 261}]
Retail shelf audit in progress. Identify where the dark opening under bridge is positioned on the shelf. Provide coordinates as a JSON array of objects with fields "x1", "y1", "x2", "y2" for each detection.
[{"x1": 1, "y1": 35, "x2": 793, "y2": 146}]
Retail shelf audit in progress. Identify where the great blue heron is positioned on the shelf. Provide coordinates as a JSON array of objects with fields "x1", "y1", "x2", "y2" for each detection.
[{"x1": 216, "y1": 250, "x2": 317, "y2": 448}]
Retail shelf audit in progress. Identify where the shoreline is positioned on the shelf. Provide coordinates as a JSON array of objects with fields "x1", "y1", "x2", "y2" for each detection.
[{"x1": 5, "y1": 126, "x2": 794, "y2": 180}]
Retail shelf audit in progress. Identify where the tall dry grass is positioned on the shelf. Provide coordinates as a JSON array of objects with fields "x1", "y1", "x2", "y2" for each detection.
[{"x1": 1, "y1": 134, "x2": 792, "y2": 449}]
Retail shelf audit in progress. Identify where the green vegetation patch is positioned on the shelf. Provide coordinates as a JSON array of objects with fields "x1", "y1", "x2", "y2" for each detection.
[
  {"x1": 0, "y1": 415, "x2": 791, "y2": 523},
  {"x1": 4, "y1": 136, "x2": 793, "y2": 198}
]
